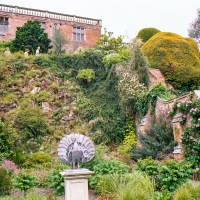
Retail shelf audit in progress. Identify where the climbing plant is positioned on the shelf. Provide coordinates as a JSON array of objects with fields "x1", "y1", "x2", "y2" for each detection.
[
  {"x1": 135, "y1": 83, "x2": 174, "y2": 118},
  {"x1": 171, "y1": 99, "x2": 200, "y2": 170}
]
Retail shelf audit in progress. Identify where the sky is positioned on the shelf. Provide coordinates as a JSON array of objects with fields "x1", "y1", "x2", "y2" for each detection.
[{"x1": 0, "y1": 0, "x2": 199, "y2": 42}]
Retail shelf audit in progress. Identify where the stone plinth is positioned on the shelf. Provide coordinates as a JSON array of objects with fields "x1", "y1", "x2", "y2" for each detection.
[{"x1": 60, "y1": 169, "x2": 93, "y2": 200}]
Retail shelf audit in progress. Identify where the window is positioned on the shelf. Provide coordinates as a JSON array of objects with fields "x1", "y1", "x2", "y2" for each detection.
[
  {"x1": 41, "y1": 22, "x2": 46, "y2": 29},
  {"x1": 0, "y1": 17, "x2": 9, "y2": 32},
  {"x1": 73, "y1": 27, "x2": 85, "y2": 41},
  {"x1": 54, "y1": 23, "x2": 57, "y2": 30}
]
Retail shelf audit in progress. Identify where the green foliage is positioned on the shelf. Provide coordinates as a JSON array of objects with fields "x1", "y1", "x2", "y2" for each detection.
[
  {"x1": 173, "y1": 181, "x2": 200, "y2": 200},
  {"x1": 142, "y1": 32, "x2": 200, "y2": 90},
  {"x1": 0, "y1": 189, "x2": 57, "y2": 200},
  {"x1": 115, "y1": 38, "x2": 149, "y2": 112},
  {"x1": 118, "y1": 73, "x2": 146, "y2": 106},
  {"x1": 89, "y1": 158, "x2": 130, "y2": 189},
  {"x1": 49, "y1": 166, "x2": 65, "y2": 195},
  {"x1": 0, "y1": 120, "x2": 18, "y2": 160},
  {"x1": 158, "y1": 159, "x2": 194, "y2": 192},
  {"x1": 32, "y1": 54, "x2": 55, "y2": 68},
  {"x1": 49, "y1": 82, "x2": 59, "y2": 93},
  {"x1": 135, "y1": 83, "x2": 174, "y2": 117},
  {"x1": 102, "y1": 48, "x2": 131, "y2": 68},
  {"x1": 11, "y1": 20, "x2": 52, "y2": 54},
  {"x1": 97, "y1": 171, "x2": 155, "y2": 200},
  {"x1": 14, "y1": 105, "x2": 49, "y2": 142},
  {"x1": 53, "y1": 49, "x2": 127, "y2": 144},
  {"x1": 137, "y1": 27, "x2": 160, "y2": 43},
  {"x1": 172, "y1": 100, "x2": 200, "y2": 168},
  {"x1": 132, "y1": 117, "x2": 175, "y2": 161},
  {"x1": 0, "y1": 168, "x2": 12, "y2": 196},
  {"x1": 135, "y1": 157, "x2": 160, "y2": 176},
  {"x1": 118, "y1": 120, "x2": 137, "y2": 156},
  {"x1": 76, "y1": 68, "x2": 95, "y2": 83},
  {"x1": 165, "y1": 65, "x2": 200, "y2": 91},
  {"x1": 135, "y1": 158, "x2": 194, "y2": 192},
  {"x1": 128, "y1": 38, "x2": 150, "y2": 87},
  {"x1": 0, "y1": 41, "x2": 12, "y2": 55},
  {"x1": 13, "y1": 170, "x2": 36, "y2": 195},
  {"x1": 152, "y1": 190, "x2": 172, "y2": 200},
  {"x1": 51, "y1": 28, "x2": 68, "y2": 54},
  {"x1": 35, "y1": 91, "x2": 51, "y2": 104},
  {"x1": 34, "y1": 170, "x2": 50, "y2": 188},
  {"x1": 96, "y1": 29, "x2": 124, "y2": 53},
  {"x1": 24, "y1": 152, "x2": 52, "y2": 168},
  {"x1": 80, "y1": 144, "x2": 109, "y2": 169}
]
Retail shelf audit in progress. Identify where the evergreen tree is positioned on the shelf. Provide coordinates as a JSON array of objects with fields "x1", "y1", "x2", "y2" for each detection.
[
  {"x1": 132, "y1": 118, "x2": 176, "y2": 161},
  {"x1": 11, "y1": 20, "x2": 52, "y2": 54},
  {"x1": 129, "y1": 38, "x2": 149, "y2": 87}
]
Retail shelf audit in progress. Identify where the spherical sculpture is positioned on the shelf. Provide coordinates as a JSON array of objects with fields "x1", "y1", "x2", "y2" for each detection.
[{"x1": 58, "y1": 133, "x2": 95, "y2": 169}]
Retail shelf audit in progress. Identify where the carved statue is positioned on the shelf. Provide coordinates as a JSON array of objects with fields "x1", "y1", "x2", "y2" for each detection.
[{"x1": 58, "y1": 133, "x2": 95, "y2": 169}]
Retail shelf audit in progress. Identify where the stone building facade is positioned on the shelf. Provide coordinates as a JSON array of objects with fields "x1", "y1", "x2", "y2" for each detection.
[{"x1": 0, "y1": 4, "x2": 102, "y2": 52}]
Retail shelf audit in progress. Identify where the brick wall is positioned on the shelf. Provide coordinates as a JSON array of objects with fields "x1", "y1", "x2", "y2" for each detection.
[{"x1": 0, "y1": 4, "x2": 101, "y2": 52}]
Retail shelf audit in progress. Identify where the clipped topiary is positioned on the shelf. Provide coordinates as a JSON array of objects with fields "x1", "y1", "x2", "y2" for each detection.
[
  {"x1": 142, "y1": 32, "x2": 200, "y2": 90},
  {"x1": 136, "y1": 27, "x2": 160, "y2": 43}
]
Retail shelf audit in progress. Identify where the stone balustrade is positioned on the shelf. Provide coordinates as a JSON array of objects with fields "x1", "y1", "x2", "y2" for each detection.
[{"x1": 0, "y1": 4, "x2": 102, "y2": 26}]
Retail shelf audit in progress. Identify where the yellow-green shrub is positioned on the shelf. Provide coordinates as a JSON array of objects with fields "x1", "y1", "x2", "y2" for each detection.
[
  {"x1": 24, "y1": 152, "x2": 52, "y2": 168},
  {"x1": 142, "y1": 32, "x2": 200, "y2": 90},
  {"x1": 173, "y1": 181, "x2": 200, "y2": 200},
  {"x1": 118, "y1": 127, "x2": 137, "y2": 155},
  {"x1": 142, "y1": 32, "x2": 200, "y2": 69}
]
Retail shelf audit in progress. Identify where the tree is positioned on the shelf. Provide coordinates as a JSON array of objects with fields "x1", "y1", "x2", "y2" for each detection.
[
  {"x1": 137, "y1": 27, "x2": 160, "y2": 43},
  {"x1": 132, "y1": 118, "x2": 175, "y2": 161},
  {"x1": 15, "y1": 105, "x2": 49, "y2": 142},
  {"x1": 115, "y1": 38, "x2": 149, "y2": 113},
  {"x1": 188, "y1": 9, "x2": 200, "y2": 45},
  {"x1": 11, "y1": 20, "x2": 52, "y2": 54},
  {"x1": 129, "y1": 39, "x2": 149, "y2": 87},
  {"x1": 142, "y1": 32, "x2": 200, "y2": 90},
  {"x1": 96, "y1": 28, "x2": 124, "y2": 53},
  {"x1": 52, "y1": 28, "x2": 68, "y2": 54}
]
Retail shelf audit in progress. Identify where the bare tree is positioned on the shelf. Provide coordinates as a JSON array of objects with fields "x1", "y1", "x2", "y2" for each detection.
[
  {"x1": 52, "y1": 28, "x2": 68, "y2": 53},
  {"x1": 188, "y1": 9, "x2": 200, "y2": 45}
]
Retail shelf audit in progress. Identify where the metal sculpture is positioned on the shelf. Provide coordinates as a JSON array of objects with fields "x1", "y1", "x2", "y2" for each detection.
[{"x1": 58, "y1": 133, "x2": 95, "y2": 169}]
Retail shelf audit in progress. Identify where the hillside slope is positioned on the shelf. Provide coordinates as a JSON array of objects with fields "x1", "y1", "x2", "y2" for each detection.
[{"x1": 0, "y1": 51, "x2": 127, "y2": 163}]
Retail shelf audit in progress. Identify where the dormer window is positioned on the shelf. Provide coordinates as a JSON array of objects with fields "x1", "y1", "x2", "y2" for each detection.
[{"x1": 0, "y1": 17, "x2": 9, "y2": 32}]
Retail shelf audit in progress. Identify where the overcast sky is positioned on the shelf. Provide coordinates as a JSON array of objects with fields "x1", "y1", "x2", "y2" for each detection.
[{"x1": 1, "y1": 0, "x2": 199, "y2": 41}]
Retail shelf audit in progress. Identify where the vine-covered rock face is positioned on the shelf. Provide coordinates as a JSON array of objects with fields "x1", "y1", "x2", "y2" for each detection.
[
  {"x1": 142, "y1": 32, "x2": 200, "y2": 69},
  {"x1": 142, "y1": 32, "x2": 200, "y2": 90}
]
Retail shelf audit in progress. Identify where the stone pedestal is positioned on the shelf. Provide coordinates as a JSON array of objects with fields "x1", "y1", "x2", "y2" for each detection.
[
  {"x1": 60, "y1": 169, "x2": 93, "y2": 200},
  {"x1": 172, "y1": 114, "x2": 184, "y2": 160}
]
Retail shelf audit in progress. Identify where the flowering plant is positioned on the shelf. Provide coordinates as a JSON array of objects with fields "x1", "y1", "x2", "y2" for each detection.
[
  {"x1": 1, "y1": 160, "x2": 19, "y2": 175},
  {"x1": 172, "y1": 100, "x2": 200, "y2": 171}
]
